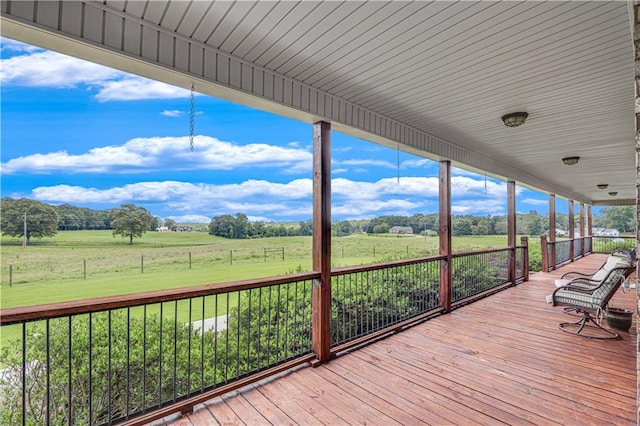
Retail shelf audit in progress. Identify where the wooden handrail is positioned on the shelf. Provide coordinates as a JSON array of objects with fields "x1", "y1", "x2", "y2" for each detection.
[{"x1": 0, "y1": 271, "x2": 320, "y2": 325}]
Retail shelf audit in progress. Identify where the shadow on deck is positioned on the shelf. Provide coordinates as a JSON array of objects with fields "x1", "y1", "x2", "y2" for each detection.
[{"x1": 162, "y1": 254, "x2": 637, "y2": 425}]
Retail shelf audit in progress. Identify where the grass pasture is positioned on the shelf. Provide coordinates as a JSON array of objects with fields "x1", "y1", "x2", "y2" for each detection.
[{"x1": 0, "y1": 231, "x2": 527, "y2": 310}]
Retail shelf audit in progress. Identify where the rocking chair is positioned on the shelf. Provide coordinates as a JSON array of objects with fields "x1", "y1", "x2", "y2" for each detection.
[{"x1": 551, "y1": 261, "x2": 635, "y2": 339}]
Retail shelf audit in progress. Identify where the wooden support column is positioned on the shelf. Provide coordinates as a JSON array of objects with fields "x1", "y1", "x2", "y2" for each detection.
[
  {"x1": 579, "y1": 203, "x2": 585, "y2": 257},
  {"x1": 549, "y1": 194, "x2": 556, "y2": 270},
  {"x1": 568, "y1": 200, "x2": 575, "y2": 262},
  {"x1": 635, "y1": 4, "x2": 640, "y2": 419},
  {"x1": 507, "y1": 181, "x2": 516, "y2": 285},
  {"x1": 587, "y1": 205, "x2": 592, "y2": 236},
  {"x1": 439, "y1": 160, "x2": 452, "y2": 312},
  {"x1": 312, "y1": 121, "x2": 331, "y2": 363}
]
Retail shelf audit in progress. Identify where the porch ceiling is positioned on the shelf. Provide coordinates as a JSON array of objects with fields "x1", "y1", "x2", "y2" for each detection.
[{"x1": 1, "y1": 1, "x2": 635, "y2": 205}]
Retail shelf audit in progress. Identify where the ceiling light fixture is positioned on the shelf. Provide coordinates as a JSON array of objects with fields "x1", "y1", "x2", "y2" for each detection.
[
  {"x1": 562, "y1": 156, "x2": 580, "y2": 166},
  {"x1": 501, "y1": 112, "x2": 528, "y2": 127},
  {"x1": 608, "y1": 192, "x2": 618, "y2": 196},
  {"x1": 597, "y1": 184, "x2": 608, "y2": 189}
]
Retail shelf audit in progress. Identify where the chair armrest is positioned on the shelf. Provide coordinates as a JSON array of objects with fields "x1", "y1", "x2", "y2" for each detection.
[{"x1": 560, "y1": 271, "x2": 595, "y2": 279}]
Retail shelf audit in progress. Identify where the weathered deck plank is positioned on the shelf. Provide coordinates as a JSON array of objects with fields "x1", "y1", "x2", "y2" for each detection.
[{"x1": 181, "y1": 254, "x2": 637, "y2": 425}]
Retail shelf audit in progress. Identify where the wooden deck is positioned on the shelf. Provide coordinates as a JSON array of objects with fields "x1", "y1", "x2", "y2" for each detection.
[{"x1": 160, "y1": 254, "x2": 637, "y2": 425}]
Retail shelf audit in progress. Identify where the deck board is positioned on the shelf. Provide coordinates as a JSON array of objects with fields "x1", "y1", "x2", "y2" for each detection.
[{"x1": 177, "y1": 254, "x2": 637, "y2": 425}]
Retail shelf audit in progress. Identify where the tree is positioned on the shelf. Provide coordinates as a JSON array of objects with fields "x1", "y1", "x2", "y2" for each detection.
[
  {"x1": 0, "y1": 198, "x2": 59, "y2": 243},
  {"x1": 525, "y1": 211, "x2": 544, "y2": 236},
  {"x1": 600, "y1": 206, "x2": 635, "y2": 233},
  {"x1": 164, "y1": 218, "x2": 177, "y2": 231},
  {"x1": 209, "y1": 214, "x2": 235, "y2": 238},
  {"x1": 452, "y1": 217, "x2": 472, "y2": 236},
  {"x1": 110, "y1": 204, "x2": 154, "y2": 245}
]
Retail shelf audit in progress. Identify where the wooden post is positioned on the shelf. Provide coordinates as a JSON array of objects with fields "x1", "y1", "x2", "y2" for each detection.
[
  {"x1": 540, "y1": 234, "x2": 549, "y2": 272},
  {"x1": 520, "y1": 236, "x2": 529, "y2": 281},
  {"x1": 507, "y1": 181, "x2": 516, "y2": 285},
  {"x1": 568, "y1": 200, "x2": 575, "y2": 262},
  {"x1": 587, "y1": 205, "x2": 593, "y2": 254},
  {"x1": 312, "y1": 121, "x2": 331, "y2": 363},
  {"x1": 632, "y1": 6, "x2": 640, "y2": 420},
  {"x1": 579, "y1": 203, "x2": 585, "y2": 256},
  {"x1": 549, "y1": 194, "x2": 556, "y2": 270},
  {"x1": 439, "y1": 160, "x2": 452, "y2": 312}
]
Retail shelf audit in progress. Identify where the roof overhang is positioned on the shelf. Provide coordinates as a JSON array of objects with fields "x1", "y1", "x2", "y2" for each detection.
[{"x1": 1, "y1": 0, "x2": 636, "y2": 206}]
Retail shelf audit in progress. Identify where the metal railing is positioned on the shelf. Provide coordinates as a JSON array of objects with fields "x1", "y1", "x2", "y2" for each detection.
[
  {"x1": 0, "y1": 273, "x2": 317, "y2": 425},
  {"x1": 451, "y1": 248, "x2": 511, "y2": 303},
  {"x1": 1, "y1": 243, "x2": 528, "y2": 425},
  {"x1": 553, "y1": 239, "x2": 571, "y2": 267},
  {"x1": 573, "y1": 238, "x2": 584, "y2": 258},
  {"x1": 330, "y1": 257, "x2": 442, "y2": 348},
  {"x1": 591, "y1": 235, "x2": 636, "y2": 253}
]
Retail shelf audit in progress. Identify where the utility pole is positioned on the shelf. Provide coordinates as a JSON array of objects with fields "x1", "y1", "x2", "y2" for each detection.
[{"x1": 23, "y1": 212, "x2": 27, "y2": 247}]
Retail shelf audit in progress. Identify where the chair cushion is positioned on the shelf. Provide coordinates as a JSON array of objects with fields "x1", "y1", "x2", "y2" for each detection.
[
  {"x1": 592, "y1": 255, "x2": 634, "y2": 281},
  {"x1": 555, "y1": 279, "x2": 571, "y2": 288}
]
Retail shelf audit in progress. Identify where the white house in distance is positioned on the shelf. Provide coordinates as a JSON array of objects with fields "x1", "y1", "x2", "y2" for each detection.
[
  {"x1": 389, "y1": 226, "x2": 414, "y2": 234},
  {"x1": 593, "y1": 228, "x2": 620, "y2": 237}
]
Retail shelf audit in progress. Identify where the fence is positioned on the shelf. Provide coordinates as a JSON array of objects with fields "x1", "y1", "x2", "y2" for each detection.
[
  {"x1": 591, "y1": 235, "x2": 636, "y2": 254},
  {"x1": 1, "y1": 243, "x2": 440, "y2": 287},
  {"x1": 1, "y1": 242, "x2": 528, "y2": 425},
  {"x1": 541, "y1": 235, "x2": 636, "y2": 272}
]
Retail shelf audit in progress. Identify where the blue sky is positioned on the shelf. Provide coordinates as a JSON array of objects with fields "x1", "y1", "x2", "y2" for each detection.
[{"x1": 1, "y1": 37, "x2": 555, "y2": 223}]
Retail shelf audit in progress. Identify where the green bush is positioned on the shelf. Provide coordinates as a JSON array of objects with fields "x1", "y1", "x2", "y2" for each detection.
[{"x1": 0, "y1": 312, "x2": 216, "y2": 425}]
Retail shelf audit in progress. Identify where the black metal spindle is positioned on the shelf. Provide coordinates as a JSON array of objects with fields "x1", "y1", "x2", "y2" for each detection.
[
  {"x1": 67, "y1": 317, "x2": 72, "y2": 424},
  {"x1": 187, "y1": 298, "x2": 192, "y2": 396},
  {"x1": 88, "y1": 313, "x2": 93, "y2": 424},
  {"x1": 213, "y1": 294, "x2": 218, "y2": 388},
  {"x1": 236, "y1": 291, "x2": 241, "y2": 379},
  {"x1": 126, "y1": 308, "x2": 131, "y2": 419},
  {"x1": 266, "y1": 285, "x2": 272, "y2": 367},
  {"x1": 173, "y1": 301, "x2": 178, "y2": 402},
  {"x1": 284, "y1": 283, "x2": 290, "y2": 359},
  {"x1": 142, "y1": 305, "x2": 147, "y2": 411},
  {"x1": 257, "y1": 287, "x2": 263, "y2": 370},
  {"x1": 21, "y1": 323, "x2": 26, "y2": 426},
  {"x1": 247, "y1": 289, "x2": 252, "y2": 371},
  {"x1": 159, "y1": 303, "x2": 163, "y2": 406},
  {"x1": 108, "y1": 310, "x2": 112, "y2": 423},
  {"x1": 200, "y1": 296, "x2": 205, "y2": 392},
  {"x1": 46, "y1": 319, "x2": 50, "y2": 426}
]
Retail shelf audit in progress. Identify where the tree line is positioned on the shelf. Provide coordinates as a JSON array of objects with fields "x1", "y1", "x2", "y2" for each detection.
[{"x1": 1, "y1": 197, "x2": 635, "y2": 243}]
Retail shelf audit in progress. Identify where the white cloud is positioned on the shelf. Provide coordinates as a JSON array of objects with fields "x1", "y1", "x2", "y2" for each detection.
[
  {"x1": 1, "y1": 135, "x2": 313, "y2": 174},
  {"x1": 165, "y1": 214, "x2": 211, "y2": 223},
  {"x1": 95, "y1": 76, "x2": 190, "y2": 102},
  {"x1": 340, "y1": 159, "x2": 395, "y2": 169},
  {"x1": 0, "y1": 37, "x2": 42, "y2": 53},
  {"x1": 0, "y1": 41, "x2": 190, "y2": 101},
  {"x1": 522, "y1": 197, "x2": 548, "y2": 206},
  {"x1": 28, "y1": 173, "x2": 512, "y2": 221},
  {"x1": 161, "y1": 110, "x2": 185, "y2": 117},
  {"x1": 402, "y1": 158, "x2": 436, "y2": 169}
]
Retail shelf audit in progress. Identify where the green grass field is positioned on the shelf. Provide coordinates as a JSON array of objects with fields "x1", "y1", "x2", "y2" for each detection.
[{"x1": 0, "y1": 230, "x2": 523, "y2": 309}]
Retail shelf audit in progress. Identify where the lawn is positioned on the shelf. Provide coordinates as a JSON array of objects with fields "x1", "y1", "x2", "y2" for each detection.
[{"x1": 1, "y1": 230, "x2": 529, "y2": 309}]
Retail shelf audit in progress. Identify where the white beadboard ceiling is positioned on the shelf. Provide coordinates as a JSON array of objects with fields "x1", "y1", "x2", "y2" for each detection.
[{"x1": 1, "y1": 0, "x2": 635, "y2": 206}]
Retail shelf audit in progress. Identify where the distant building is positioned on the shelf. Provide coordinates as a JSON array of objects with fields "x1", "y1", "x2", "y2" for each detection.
[
  {"x1": 593, "y1": 227, "x2": 620, "y2": 236},
  {"x1": 156, "y1": 226, "x2": 169, "y2": 232},
  {"x1": 389, "y1": 226, "x2": 413, "y2": 234}
]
